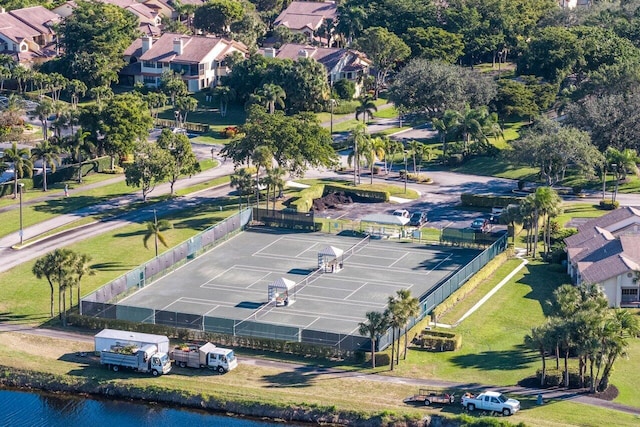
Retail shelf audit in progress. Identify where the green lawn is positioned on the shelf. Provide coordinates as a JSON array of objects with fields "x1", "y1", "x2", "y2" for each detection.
[
  {"x1": 373, "y1": 106, "x2": 398, "y2": 119},
  {"x1": 384, "y1": 262, "x2": 569, "y2": 386},
  {"x1": 556, "y1": 203, "x2": 607, "y2": 227},
  {"x1": 450, "y1": 155, "x2": 539, "y2": 180},
  {"x1": 0, "y1": 202, "x2": 238, "y2": 321},
  {"x1": 157, "y1": 104, "x2": 246, "y2": 127}
]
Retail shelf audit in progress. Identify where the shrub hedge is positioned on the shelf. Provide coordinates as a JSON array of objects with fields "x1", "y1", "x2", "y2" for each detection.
[
  {"x1": 599, "y1": 200, "x2": 620, "y2": 210},
  {"x1": 461, "y1": 193, "x2": 522, "y2": 208},
  {"x1": 289, "y1": 184, "x2": 325, "y2": 212},
  {"x1": 323, "y1": 184, "x2": 389, "y2": 202},
  {"x1": 413, "y1": 329, "x2": 461, "y2": 351}
]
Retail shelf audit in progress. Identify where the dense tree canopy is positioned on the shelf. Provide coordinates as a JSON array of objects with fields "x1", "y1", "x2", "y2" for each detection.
[
  {"x1": 55, "y1": 1, "x2": 139, "y2": 88},
  {"x1": 221, "y1": 105, "x2": 337, "y2": 176},
  {"x1": 193, "y1": 0, "x2": 244, "y2": 36},
  {"x1": 101, "y1": 93, "x2": 154, "y2": 164},
  {"x1": 388, "y1": 59, "x2": 497, "y2": 117}
]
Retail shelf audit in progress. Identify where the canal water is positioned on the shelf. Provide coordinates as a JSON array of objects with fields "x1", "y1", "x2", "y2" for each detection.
[{"x1": 0, "y1": 389, "x2": 294, "y2": 426}]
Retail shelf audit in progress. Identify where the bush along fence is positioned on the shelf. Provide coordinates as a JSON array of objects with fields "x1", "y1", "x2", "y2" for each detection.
[
  {"x1": 412, "y1": 329, "x2": 461, "y2": 351},
  {"x1": 460, "y1": 193, "x2": 522, "y2": 208}
]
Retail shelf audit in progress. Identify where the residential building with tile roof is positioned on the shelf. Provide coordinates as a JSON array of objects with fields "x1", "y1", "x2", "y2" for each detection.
[
  {"x1": 262, "y1": 43, "x2": 371, "y2": 97},
  {"x1": 565, "y1": 207, "x2": 640, "y2": 307},
  {"x1": 123, "y1": 33, "x2": 248, "y2": 92},
  {"x1": 0, "y1": 6, "x2": 59, "y2": 67},
  {"x1": 274, "y1": 1, "x2": 337, "y2": 44}
]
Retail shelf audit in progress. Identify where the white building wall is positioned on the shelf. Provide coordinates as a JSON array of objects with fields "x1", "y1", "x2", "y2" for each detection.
[{"x1": 600, "y1": 277, "x2": 619, "y2": 307}]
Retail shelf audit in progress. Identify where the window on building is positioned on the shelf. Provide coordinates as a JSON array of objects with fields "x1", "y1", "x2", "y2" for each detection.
[
  {"x1": 143, "y1": 75, "x2": 157, "y2": 85},
  {"x1": 199, "y1": 63, "x2": 205, "y2": 75}
]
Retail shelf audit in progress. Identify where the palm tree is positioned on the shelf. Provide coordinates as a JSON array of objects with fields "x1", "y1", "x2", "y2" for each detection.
[
  {"x1": 252, "y1": 145, "x2": 273, "y2": 209},
  {"x1": 597, "y1": 309, "x2": 640, "y2": 392},
  {"x1": 69, "y1": 252, "x2": 94, "y2": 311},
  {"x1": 257, "y1": 84, "x2": 286, "y2": 114},
  {"x1": 213, "y1": 86, "x2": 236, "y2": 117},
  {"x1": 175, "y1": 95, "x2": 198, "y2": 127},
  {"x1": 230, "y1": 167, "x2": 254, "y2": 211},
  {"x1": 408, "y1": 140, "x2": 424, "y2": 174},
  {"x1": 363, "y1": 137, "x2": 385, "y2": 184},
  {"x1": 358, "y1": 311, "x2": 389, "y2": 368},
  {"x1": 532, "y1": 186, "x2": 561, "y2": 258},
  {"x1": 265, "y1": 167, "x2": 286, "y2": 213},
  {"x1": 348, "y1": 123, "x2": 369, "y2": 186},
  {"x1": 355, "y1": 95, "x2": 377, "y2": 123},
  {"x1": 385, "y1": 139, "x2": 403, "y2": 176},
  {"x1": 520, "y1": 194, "x2": 536, "y2": 255},
  {"x1": 606, "y1": 147, "x2": 638, "y2": 203},
  {"x1": 449, "y1": 105, "x2": 492, "y2": 154},
  {"x1": 2, "y1": 142, "x2": 33, "y2": 199},
  {"x1": 32, "y1": 248, "x2": 74, "y2": 319},
  {"x1": 65, "y1": 130, "x2": 95, "y2": 183},
  {"x1": 29, "y1": 98, "x2": 55, "y2": 142},
  {"x1": 143, "y1": 210, "x2": 173, "y2": 257},
  {"x1": 396, "y1": 289, "x2": 420, "y2": 360},
  {"x1": 524, "y1": 323, "x2": 552, "y2": 386},
  {"x1": 66, "y1": 79, "x2": 87, "y2": 109},
  {"x1": 499, "y1": 204, "x2": 522, "y2": 245},
  {"x1": 433, "y1": 110, "x2": 460, "y2": 159},
  {"x1": 31, "y1": 140, "x2": 62, "y2": 192},
  {"x1": 386, "y1": 296, "x2": 404, "y2": 370}
]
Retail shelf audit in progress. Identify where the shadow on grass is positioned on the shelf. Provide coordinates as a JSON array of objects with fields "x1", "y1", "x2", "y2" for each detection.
[
  {"x1": 518, "y1": 263, "x2": 569, "y2": 317},
  {"x1": 450, "y1": 345, "x2": 535, "y2": 371},
  {"x1": 0, "y1": 312, "x2": 50, "y2": 323},
  {"x1": 262, "y1": 365, "x2": 335, "y2": 388},
  {"x1": 32, "y1": 194, "x2": 128, "y2": 215},
  {"x1": 91, "y1": 261, "x2": 134, "y2": 272}
]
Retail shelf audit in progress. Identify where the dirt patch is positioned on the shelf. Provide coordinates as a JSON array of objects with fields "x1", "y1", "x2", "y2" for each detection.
[
  {"x1": 517, "y1": 376, "x2": 619, "y2": 401},
  {"x1": 591, "y1": 385, "x2": 619, "y2": 401},
  {"x1": 312, "y1": 191, "x2": 353, "y2": 211}
]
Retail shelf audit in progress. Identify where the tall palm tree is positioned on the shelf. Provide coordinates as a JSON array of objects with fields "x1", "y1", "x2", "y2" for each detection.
[
  {"x1": 348, "y1": 122, "x2": 369, "y2": 186},
  {"x1": 143, "y1": 210, "x2": 173, "y2": 257},
  {"x1": 213, "y1": 86, "x2": 235, "y2": 117},
  {"x1": 605, "y1": 147, "x2": 638, "y2": 203},
  {"x1": 524, "y1": 323, "x2": 553, "y2": 386},
  {"x1": 257, "y1": 84, "x2": 286, "y2": 114},
  {"x1": 408, "y1": 140, "x2": 424, "y2": 174},
  {"x1": 433, "y1": 110, "x2": 460, "y2": 159},
  {"x1": 363, "y1": 137, "x2": 386, "y2": 184},
  {"x1": 230, "y1": 167, "x2": 254, "y2": 211},
  {"x1": 597, "y1": 309, "x2": 640, "y2": 392},
  {"x1": 29, "y1": 98, "x2": 55, "y2": 142},
  {"x1": 65, "y1": 130, "x2": 95, "y2": 183},
  {"x1": 449, "y1": 104, "x2": 491, "y2": 154},
  {"x1": 32, "y1": 248, "x2": 74, "y2": 319},
  {"x1": 31, "y1": 139, "x2": 62, "y2": 192},
  {"x1": 252, "y1": 145, "x2": 273, "y2": 209},
  {"x1": 2, "y1": 142, "x2": 33, "y2": 198},
  {"x1": 385, "y1": 139, "x2": 403, "y2": 175},
  {"x1": 355, "y1": 95, "x2": 377, "y2": 123},
  {"x1": 265, "y1": 167, "x2": 286, "y2": 213},
  {"x1": 386, "y1": 296, "x2": 404, "y2": 370},
  {"x1": 358, "y1": 311, "x2": 389, "y2": 368},
  {"x1": 396, "y1": 289, "x2": 420, "y2": 360},
  {"x1": 532, "y1": 186, "x2": 561, "y2": 258},
  {"x1": 69, "y1": 252, "x2": 94, "y2": 311}
]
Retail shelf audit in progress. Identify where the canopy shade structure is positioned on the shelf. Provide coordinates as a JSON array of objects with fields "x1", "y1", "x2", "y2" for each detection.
[
  {"x1": 318, "y1": 246, "x2": 344, "y2": 258},
  {"x1": 318, "y1": 246, "x2": 344, "y2": 273},
  {"x1": 361, "y1": 214, "x2": 410, "y2": 226},
  {"x1": 268, "y1": 277, "x2": 296, "y2": 306}
]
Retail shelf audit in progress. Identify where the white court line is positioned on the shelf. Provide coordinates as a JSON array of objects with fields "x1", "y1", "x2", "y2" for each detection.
[
  {"x1": 304, "y1": 317, "x2": 322, "y2": 329},
  {"x1": 248, "y1": 271, "x2": 273, "y2": 289},
  {"x1": 294, "y1": 293, "x2": 387, "y2": 311},
  {"x1": 389, "y1": 252, "x2": 409, "y2": 268},
  {"x1": 252, "y1": 235, "x2": 285, "y2": 256},
  {"x1": 305, "y1": 277, "x2": 407, "y2": 290},
  {"x1": 345, "y1": 282, "x2": 369, "y2": 300}
]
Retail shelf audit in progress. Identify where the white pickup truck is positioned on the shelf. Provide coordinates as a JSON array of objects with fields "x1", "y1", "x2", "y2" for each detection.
[{"x1": 461, "y1": 391, "x2": 520, "y2": 416}]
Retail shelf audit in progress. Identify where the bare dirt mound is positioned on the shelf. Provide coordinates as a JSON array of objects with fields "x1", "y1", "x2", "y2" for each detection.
[{"x1": 312, "y1": 192, "x2": 353, "y2": 211}]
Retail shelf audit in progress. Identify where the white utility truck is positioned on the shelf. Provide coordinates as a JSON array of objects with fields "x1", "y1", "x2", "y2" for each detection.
[
  {"x1": 461, "y1": 391, "x2": 520, "y2": 416},
  {"x1": 94, "y1": 329, "x2": 170, "y2": 354},
  {"x1": 170, "y1": 342, "x2": 238, "y2": 373},
  {"x1": 99, "y1": 343, "x2": 172, "y2": 376}
]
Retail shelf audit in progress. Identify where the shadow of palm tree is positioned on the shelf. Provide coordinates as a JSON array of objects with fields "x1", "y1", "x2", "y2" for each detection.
[{"x1": 450, "y1": 345, "x2": 536, "y2": 371}]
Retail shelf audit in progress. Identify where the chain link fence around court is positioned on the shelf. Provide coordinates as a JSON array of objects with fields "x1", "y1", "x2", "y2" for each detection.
[
  {"x1": 80, "y1": 208, "x2": 253, "y2": 317},
  {"x1": 81, "y1": 211, "x2": 507, "y2": 353},
  {"x1": 375, "y1": 231, "x2": 508, "y2": 351}
]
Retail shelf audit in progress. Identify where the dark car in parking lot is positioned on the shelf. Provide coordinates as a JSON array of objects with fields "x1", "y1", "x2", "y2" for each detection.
[
  {"x1": 409, "y1": 212, "x2": 428, "y2": 227},
  {"x1": 470, "y1": 218, "x2": 491, "y2": 233}
]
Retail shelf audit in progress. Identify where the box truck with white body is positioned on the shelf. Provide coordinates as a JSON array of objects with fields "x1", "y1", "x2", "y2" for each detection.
[{"x1": 94, "y1": 329, "x2": 170, "y2": 354}]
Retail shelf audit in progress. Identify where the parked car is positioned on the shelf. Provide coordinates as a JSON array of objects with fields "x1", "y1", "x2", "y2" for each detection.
[
  {"x1": 409, "y1": 212, "x2": 428, "y2": 226},
  {"x1": 470, "y1": 218, "x2": 491, "y2": 233},
  {"x1": 461, "y1": 391, "x2": 520, "y2": 416},
  {"x1": 392, "y1": 209, "x2": 410, "y2": 218}
]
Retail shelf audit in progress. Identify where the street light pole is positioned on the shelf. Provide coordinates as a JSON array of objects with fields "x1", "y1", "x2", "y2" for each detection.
[
  {"x1": 611, "y1": 163, "x2": 618, "y2": 203},
  {"x1": 18, "y1": 182, "x2": 24, "y2": 245},
  {"x1": 403, "y1": 151, "x2": 408, "y2": 193}
]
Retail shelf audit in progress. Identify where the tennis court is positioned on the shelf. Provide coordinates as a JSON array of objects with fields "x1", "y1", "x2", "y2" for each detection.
[{"x1": 121, "y1": 228, "x2": 481, "y2": 339}]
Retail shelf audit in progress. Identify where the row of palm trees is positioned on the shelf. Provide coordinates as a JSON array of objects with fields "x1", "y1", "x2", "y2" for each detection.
[
  {"x1": 525, "y1": 284, "x2": 639, "y2": 392},
  {"x1": 433, "y1": 104, "x2": 502, "y2": 157},
  {"x1": 499, "y1": 186, "x2": 563, "y2": 258},
  {"x1": 358, "y1": 289, "x2": 420, "y2": 369},
  {"x1": 32, "y1": 248, "x2": 94, "y2": 326}
]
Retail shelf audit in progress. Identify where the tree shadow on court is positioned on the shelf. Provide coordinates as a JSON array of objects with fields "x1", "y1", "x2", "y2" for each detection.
[
  {"x1": 414, "y1": 249, "x2": 475, "y2": 271},
  {"x1": 515, "y1": 263, "x2": 569, "y2": 317},
  {"x1": 450, "y1": 345, "x2": 535, "y2": 371}
]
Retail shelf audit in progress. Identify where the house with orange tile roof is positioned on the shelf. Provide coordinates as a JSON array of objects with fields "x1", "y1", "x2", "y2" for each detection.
[{"x1": 124, "y1": 33, "x2": 248, "y2": 92}]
